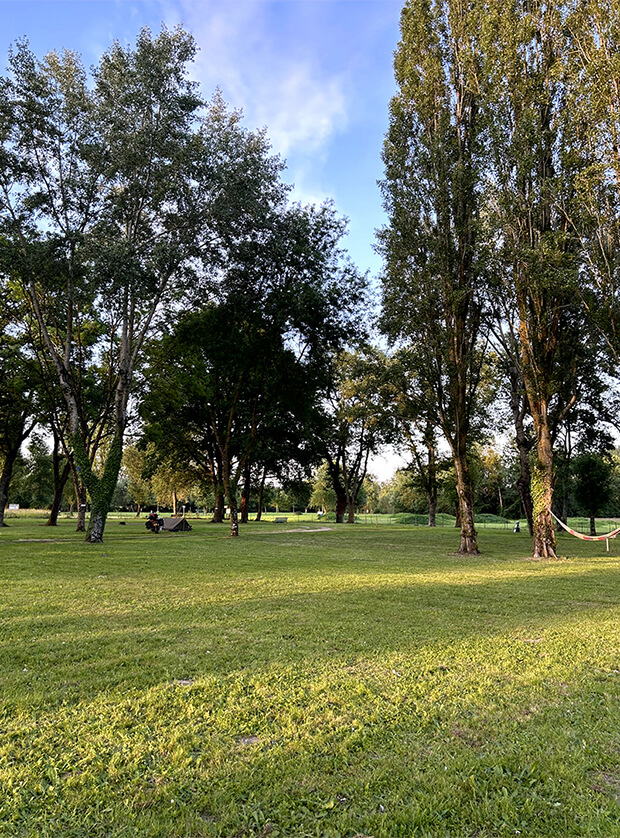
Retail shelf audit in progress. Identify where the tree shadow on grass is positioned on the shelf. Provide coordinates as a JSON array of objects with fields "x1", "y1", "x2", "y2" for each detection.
[{"x1": 2, "y1": 557, "x2": 620, "y2": 715}]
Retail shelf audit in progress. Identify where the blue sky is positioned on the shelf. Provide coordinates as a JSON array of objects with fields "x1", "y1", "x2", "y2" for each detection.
[{"x1": 1, "y1": 0, "x2": 402, "y2": 279}]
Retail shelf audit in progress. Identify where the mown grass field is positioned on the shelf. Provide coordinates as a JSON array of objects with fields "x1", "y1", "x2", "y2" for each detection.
[{"x1": 1, "y1": 518, "x2": 620, "y2": 837}]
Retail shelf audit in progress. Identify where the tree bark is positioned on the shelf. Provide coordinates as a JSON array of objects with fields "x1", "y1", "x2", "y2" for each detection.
[
  {"x1": 346, "y1": 498, "x2": 356, "y2": 523},
  {"x1": 516, "y1": 456, "x2": 534, "y2": 537},
  {"x1": 75, "y1": 480, "x2": 87, "y2": 532},
  {"x1": 335, "y1": 491, "x2": 346, "y2": 524},
  {"x1": 82, "y1": 432, "x2": 124, "y2": 543},
  {"x1": 240, "y1": 462, "x2": 251, "y2": 524},
  {"x1": 590, "y1": 515, "x2": 596, "y2": 537},
  {"x1": 428, "y1": 495, "x2": 437, "y2": 527},
  {"x1": 427, "y1": 438, "x2": 437, "y2": 526},
  {"x1": 511, "y1": 381, "x2": 534, "y2": 537},
  {"x1": 46, "y1": 459, "x2": 71, "y2": 526},
  {"x1": 454, "y1": 452, "x2": 479, "y2": 554},
  {"x1": 0, "y1": 447, "x2": 20, "y2": 528},
  {"x1": 212, "y1": 490, "x2": 225, "y2": 523},
  {"x1": 530, "y1": 418, "x2": 557, "y2": 559},
  {"x1": 0, "y1": 412, "x2": 35, "y2": 527},
  {"x1": 229, "y1": 494, "x2": 239, "y2": 537},
  {"x1": 255, "y1": 467, "x2": 267, "y2": 522}
]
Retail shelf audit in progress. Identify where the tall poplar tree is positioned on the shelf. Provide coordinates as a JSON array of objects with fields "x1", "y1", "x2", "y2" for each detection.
[
  {"x1": 379, "y1": 0, "x2": 488, "y2": 554},
  {"x1": 482, "y1": 0, "x2": 586, "y2": 558}
]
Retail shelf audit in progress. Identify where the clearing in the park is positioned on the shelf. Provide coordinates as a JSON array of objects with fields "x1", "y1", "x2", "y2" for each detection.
[{"x1": 1, "y1": 519, "x2": 620, "y2": 837}]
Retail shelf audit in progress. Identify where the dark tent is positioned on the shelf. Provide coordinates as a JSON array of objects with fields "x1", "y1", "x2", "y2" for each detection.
[{"x1": 163, "y1": 517, "x2": 193, "y2": 532}]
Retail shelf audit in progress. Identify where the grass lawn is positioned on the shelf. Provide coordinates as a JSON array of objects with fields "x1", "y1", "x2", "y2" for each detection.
[{"x1": 1, "y1": 518, "x2": 620, "y2": 837}]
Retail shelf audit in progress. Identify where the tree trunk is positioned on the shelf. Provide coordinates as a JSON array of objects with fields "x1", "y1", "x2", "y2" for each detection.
[
  {"x1": 229, "y1": 494, "x2": 239, "y2": 537},
  {"x1": 82, "y1": 433, "x2": 124, "y2": 544},
  {"x1": 427, "y1": 439, "x2": 437, "y2": 527},
  {"x1": 0, "y1": 447, "x2": 20, "y2": 528},
  {"x1": 346, "y1": 498, "x2": 356, "y2": 523},
  {"x1": 509, "y1": 370, "x2": 535, "y2": 537},
  {"x1": 75, "y1": 479, "x2": 87, "y2": 532},
  {"x1": 212, "y1": 491, "x2": 225, "y2": 523},
  {"x1": 428, "y1": 494, "x2": 437, "y2": 527},
  {"x1": 590, "y1": 515, "x2": 596, "y2": 536},
  {"x1": 0, "y1": 412, "x2": 34, "y2": 528},
  {"x1": 335, "y1": 491, "x2": 346, "y2": 524},
  {"x1": 255, "y1": 467, "x2": 267, "y2": 522},
  {"x1": 46, "y1": 459, "x2": 71, "y2": 526},
  {"x1": 454, "y1": 453, "x2": 479, "y2": 554},
  {"x1": 530, "y1": 424, "x2": 557, "y2": 558},
  {"x1": 240, "y1": 462, "x2": 251, "y2": 524}
]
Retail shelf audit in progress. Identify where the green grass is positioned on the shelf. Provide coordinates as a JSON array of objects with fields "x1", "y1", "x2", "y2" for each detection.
[{"x1": 1, "y1": 518, "x2": 620, "y2": 837}]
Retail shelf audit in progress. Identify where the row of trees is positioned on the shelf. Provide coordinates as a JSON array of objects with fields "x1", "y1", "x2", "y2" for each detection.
[
  {"x1": 379, "y1": 0, "x2": 620, "y2": 556},
  {"x1": 12, "y1": 433, "x2": 618, "y2": 539}
]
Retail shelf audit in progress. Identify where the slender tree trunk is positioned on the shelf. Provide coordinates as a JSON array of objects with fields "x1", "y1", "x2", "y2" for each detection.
[
  {"x1": 255, "y1": 467, "x2": 267, "y2": 522},
  {"x1": 326, "y1": 457, "x2": 347, "y2": 524},
  {"x1": 229, "y1": 494, "x2": 239, "y2": 537},
  {"x1": 428, "y1": 495, "x2": 437, "y2": 527},
  {"x1": 508, "y1": 367, "x2": 535, "y2": 536},
  {"x1": 454, "y1": 452, "x2": 479, "y2": 554},
  {"x1": 74, "y1": 478, "x2": 87, "y2": 532},
  {"x1": 240, "y1": 462, "x2": 251, "y2": 524},
  {"x1": 46, "y1": 459, "x2": 71, "y2": 526},
  {"x1": 212, "y1": 490, "x2": 225, "y2": 523},
  {"x1": 0, "y1": 447, "x2": 20, "y2": 528},
  {"x1": 590, "y1": 515, "x2": 596, "y2": 537},
  {"x1": 346, "y1": 498, "x2": 356, "y2": 523},
  {"x1": 0, "y1": 414, "x2": 35, "y2": 527},
  {"x1": 427, "y1": 440, "x2": 437, "y2": 526}
]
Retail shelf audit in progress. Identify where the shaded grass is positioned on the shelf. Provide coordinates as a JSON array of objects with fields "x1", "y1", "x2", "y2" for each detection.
[{"x1": 1, "y1": 519, "x2": 620, "y2": 836}]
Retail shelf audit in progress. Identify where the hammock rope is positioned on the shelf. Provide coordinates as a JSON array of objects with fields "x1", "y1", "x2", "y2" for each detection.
[{"x1": 550, "y1": 510, "x2": 620, "y2": 549}]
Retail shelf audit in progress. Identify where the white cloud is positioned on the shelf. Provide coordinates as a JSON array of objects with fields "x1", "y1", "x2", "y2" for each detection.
[
  {"x1": 253, "y1": 65, "x2": 347, "y2": 157},
  {"x1": 166, "y1": 0, "x2": 348, "y2": 159}
]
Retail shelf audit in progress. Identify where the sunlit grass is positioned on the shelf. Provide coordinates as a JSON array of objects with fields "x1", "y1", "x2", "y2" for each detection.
[{"x1": 1, "y1": 518, "x2": 620, "y2": 836}]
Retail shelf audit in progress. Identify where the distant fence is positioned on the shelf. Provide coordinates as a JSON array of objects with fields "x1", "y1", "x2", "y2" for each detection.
[{"x1": 256, "y1": 512, "x2": 620, "y2": 533}]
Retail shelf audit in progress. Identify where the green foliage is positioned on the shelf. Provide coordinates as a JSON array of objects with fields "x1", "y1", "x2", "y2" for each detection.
[
  {"x1": 7, "y1": 434, "x2": 54, "y2": 509},
  {"x1": 121, "y1": 445, "x2": 154, "y2": 510},
  {"x1": 377, "y1": 470, "x2": 419, "y2": 514},
  {"x1": 474, "y1": 513, "x2": 509, "y2": 525},
  {"x1": 573, "y1": 453, "x2": 613, "y2": 519},
  {"x1": 309, "y1": 463, "x2": 336, "y2": 512}
]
